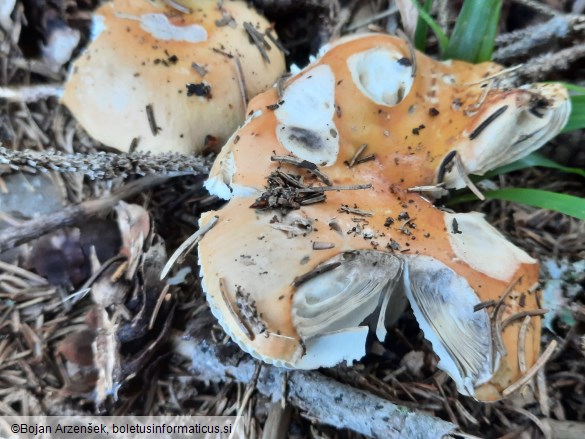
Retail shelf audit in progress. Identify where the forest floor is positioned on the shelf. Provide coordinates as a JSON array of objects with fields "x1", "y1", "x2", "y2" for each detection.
[{"x1": 0, "y1": 1, "x2": 584, "y2": 438}]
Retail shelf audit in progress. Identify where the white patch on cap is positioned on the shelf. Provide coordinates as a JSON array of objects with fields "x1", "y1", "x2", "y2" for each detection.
[
  {"x1": 116, "y1": 13, "x2": 207, "y2": 43},
  {"x1": 293, "y1": 327, "x2": 368, "y2": 369},
  {"x1": 444, "y1": 212, "x2": 536, "y2": 281},
  {"x1": 90, "y1": 15, "x2": 106, "y2": 41},
  {"x1": 347, "y1": 47, "x2": 413, "y2": 106},
  {"x1": 275, "y1": 64, "x2": 339, "y2": 166},
  {"x1": 403, "y1": 255, "x2": 495, "y2": 396},
  {"x1": 205, "y1": 151, "x2": 236, "y2": 200},
  {"x1": 42, "y1": 26, "x2": 80, "y2": 70}
]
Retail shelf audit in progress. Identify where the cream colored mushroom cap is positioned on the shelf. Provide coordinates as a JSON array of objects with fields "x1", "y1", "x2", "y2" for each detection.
[{"x1": 62, "y1": 0, "x2": 285, "y2": 154}]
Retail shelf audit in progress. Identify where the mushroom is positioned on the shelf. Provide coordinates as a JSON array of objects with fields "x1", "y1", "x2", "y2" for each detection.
[
  {"x1": 62, "y1": 0, "x2": 285, "y2": 154},
  {"x1": 197, "y1": 33, "x2": 568, "y2": 401},
  {"x1": 206, "y1": 34, "x2": 569, "y2": 198},
  {"x1": 198, "y1": 189, "x2": 540, "y2": 401}
]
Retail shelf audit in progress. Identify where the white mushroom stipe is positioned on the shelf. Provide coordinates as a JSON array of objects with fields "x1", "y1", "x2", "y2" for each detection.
[
  {"x1": 116, "y1": 12, "x2": 208, "y2": 42},
  {"x1": 444, "y1": 212, "x2": 536, "y2": 282},
  {"x1": 403, "y1": 256, "x2": 495, "y2": 396},
  {"x1": 275, "y1": 65, "x2": 339, "y2": 166},
  {"x1": 347, "y1": 47, "x2": 414, "y2": 106}
]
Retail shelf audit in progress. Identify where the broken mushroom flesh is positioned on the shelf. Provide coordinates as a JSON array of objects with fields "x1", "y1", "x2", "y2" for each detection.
[
  {"x1": 62, "y1": 0, "x2": 285, "y2": 154},
  {"x1": 198, "y1": 34, "x2": 566, "y2": 402}
]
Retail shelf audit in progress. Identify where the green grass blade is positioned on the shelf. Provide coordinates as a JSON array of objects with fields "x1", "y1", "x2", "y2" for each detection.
[
  {"x1": 449, "y1": 188, "x2": 585, "y2": 219},
  {"x1": 563, "y1": 94, "x2": 585, "y2": 132},
  {"x1": 484, "y1": 153, "x2": 585, "y2": 178},
  {"x1": 444, "y1": 0, "x2": 502, "y2": 62},
  {"x1": 410, "y1": 0, "x2": 448, "y2": 54},
  {"x1": 413, "y1": 0, "x2": 434, "y2": 52},
  {"x1": 561, "y1": 83, "x2": 585, "y2": 94}
]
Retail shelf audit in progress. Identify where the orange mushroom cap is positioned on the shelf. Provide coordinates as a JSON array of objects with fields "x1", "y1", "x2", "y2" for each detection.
[
  {"x1": 199, "y1": 187, "x2": 540, "y2": 401},
  {"x1": 206, "y1": 34, "x2": 569, "y2": 198},
  {"x1": 62, "y1": 0, "x2": 285, "y2": 154},
  {"x1": 198, "y1": 34, "x2": 566, "y2": 401}
]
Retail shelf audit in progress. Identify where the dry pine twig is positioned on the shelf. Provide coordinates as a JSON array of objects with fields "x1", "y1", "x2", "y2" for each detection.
[
  {"x1": 0, "y1": 175, "x2": 169, "y2": 252},
  {"x1": 0, "y1": 147, "x2": 214, "y2": 180},
  {"x1": 174, "y1": 327, "x2": 456, "y2": 439}
]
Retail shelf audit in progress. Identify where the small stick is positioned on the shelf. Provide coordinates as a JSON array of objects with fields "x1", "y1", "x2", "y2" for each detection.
[
  {"x1": 348, "y1": 144, "x2": 367, "y2": 168},
  {"x1": 537, "y1": 368, "x2": 550, "y2": 418},
  {"x1": 266, "y1": 29, "x2": 290, "y2": 55},
  {"x1": 174, "y1": 327, "x2": 456, "y2": 438},
  {"x1": 396, "y1": 28, "x2": 417, "y2": 78},
  {"x1": 162, "y1": 0, "x2": 192, "y2": 13},
  {"x1": 292, "y1": 262, "x2": 341, "y2": 287},
  {"x1": 300, "y1": 195, "x2": 326, "y2": 205},
  {"x1": 491, "y1": 277, "x2": 521, "y2": 319},
  {"x1": 233, "y1": 56, "x2": 249, "y2": 109},
  {"x1": 501, "y1": 309, "x2": 548, "y2": 330},
  {"x1": 474, "y1": 300, "x2": 496, "y2": 312},
  {"x1": 518, "y1": 315, "x2": 532, "y2": 374},
  {"x1": 492, "y1": 302, "x2": 508, "y2": 358},
  {"x1": 505, "y1": 406, "x2": 552, "y2": 439},
  {"x1": 502, "y1": 340, "x2": 558, "y2": 397},
  {"x1": 454, "y1": 155, "x2": 485, "y2": 201},
  {"x1": 145, "y1": 104, "x2": 160, "y2": 136},
  {"x1": 463, "y1": 65, "x2": 523, "y2": 86},
  {"x1": 356, "y1": 155, "x2": 375, "y2": 165},
  {"x1": 297, "y1": 183, "x2": 371, "y2": 193},
  {"x1": 339, "y1": 205, "x2": 373, "y2": 217},
  {"x1": 309, "y1": 168, "x2": 332, "y2": 186},
  {"x1": 219, "y1": 278, "x2": 255, "y2": 341},
  {"x1": 191, "y1": 62, "x2": 207, "y2": 76},
  {"x1": 149, "y1": 284, "x2": 171, "y2": 330},
  {"x1": 344, "y1": 6, "x2": 399, "y2": 32},
  {"x1": 276, "y1": 171, "x2": 307, "y2": 188},
  {"x1": 243, "y1": 22, "x2": 271, "y2": 63},
  {"x1": 0, "y1": 176, "x2": 170, "y2": 253},
  {"x1": 160, "y1": 215, "x2": 219, "y2": 279},
  {"x1": 271, "y1": 155, "x2": 317, "y2": 169}
]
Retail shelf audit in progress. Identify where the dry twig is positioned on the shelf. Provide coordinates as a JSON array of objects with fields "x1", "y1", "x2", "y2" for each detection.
[
  {"x1": 0, "y1": 147, "x2": 214, "y2": 180},
  {"x1": 174, "y1": 327, "x2": 456, "y2": 438},
  {"x1": 0, "y1": 176, "x2": 169, "y2": 252}
]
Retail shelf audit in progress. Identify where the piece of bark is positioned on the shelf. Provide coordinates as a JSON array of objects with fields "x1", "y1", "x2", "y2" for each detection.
[
  {"x1": 546, "y1": 419, "x2": 585, "y2": 439},
  {"x1": 494, "y1": 15, "x2": 585, "y2": 61},
  {"x1": 262, "y1": 402, "x2": 292, "y2": 439},
  {"x1": 174, "y1": 328, "x2": 456, "y2": 439},
  {"x1": 516, "y1": 44, "x2": 585, "y2": 81}
]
